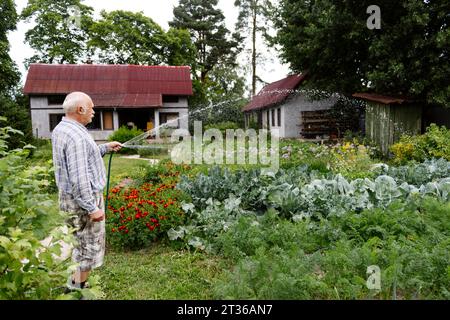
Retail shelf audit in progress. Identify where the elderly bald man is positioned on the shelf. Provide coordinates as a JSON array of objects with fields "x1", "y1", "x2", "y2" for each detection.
[{"x1": 51, "y1": 92, "x2": 122, "y2": 293}]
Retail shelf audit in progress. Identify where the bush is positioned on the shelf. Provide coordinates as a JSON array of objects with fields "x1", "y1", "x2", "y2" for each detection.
[
  {"x1": 391, "y1": 124, "x2": 450, "y2": 164},
  {"x1": 0, "y1": 118, "x2": 101, "y2": 299},
  {"x1": 137, "y1": 145, "x2": 169, "y2": 159},
  {"x1": 108, "y1": 125, "x2": 144, "y2": 144},
  {"x1": 106, "y1": 181, "x2": 189, "y2": 250},
  {"x1": 204, "y1": 121, "x2": 240, "y2": 135},
  {"x1": 0, "y1": 95, "x2": 33, "y2": 150}
]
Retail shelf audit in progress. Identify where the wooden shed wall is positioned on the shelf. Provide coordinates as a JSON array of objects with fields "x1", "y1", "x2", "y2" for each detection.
[{"x1": 365, "y1": 103, "x2": 422, "y2": 155}]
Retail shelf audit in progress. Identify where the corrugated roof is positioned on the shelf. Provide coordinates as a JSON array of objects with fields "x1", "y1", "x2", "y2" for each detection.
[
  {"x1": 352, "y1": 93, "x2": 413, "y2": 105},
  {"x1": 23, "y1": 64, "x2": 193, "y2": 108},
  {"x1": 242, "y1": 73, "x2": 307, "y2": 112}
]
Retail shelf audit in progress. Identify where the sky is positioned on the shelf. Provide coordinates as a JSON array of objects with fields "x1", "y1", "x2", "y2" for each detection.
[{"x1": 8, "y1": 0, "x2": 291, "y2": 92}]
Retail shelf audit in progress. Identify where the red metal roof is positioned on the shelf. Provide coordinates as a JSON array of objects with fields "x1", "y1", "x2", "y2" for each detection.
[
  {"x1": 23, "y1": 64, "x2": 193, "y2": 108},
  {"x1": 242, "y1": 73, "x2": 307, "y2": 112},
  {"x1": 352, "y1": 93, "x2": 413, "y2": 105}
]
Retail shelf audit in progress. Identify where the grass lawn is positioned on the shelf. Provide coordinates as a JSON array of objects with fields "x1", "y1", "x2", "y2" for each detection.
[
  {"x1": 103, "y1": 153, "x2": 150, "y2": 186},
  {"x1": 93, "y1": 244, "x2": 228, "y2": 300}
]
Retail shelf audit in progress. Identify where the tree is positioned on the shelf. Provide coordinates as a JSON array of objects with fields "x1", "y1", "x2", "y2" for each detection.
[
  {"x1": 88, "y1": 10, "x2": 167, "y2": 65},
  {"x1": 21, "y1": 0, "x2": 94, "y2": 64},
  {"x1": 234, "y1": 0, "x2": 274, "y2": 96},
  {"x1": 0, "y1": 95, "x2": 32, "y2": 149},
  {"x1": 274, "y1": 0, "x2": 449, "y2": 106},
  {"x1": 169, "y1": 0, "x2": 242, "y2": 84},
  {"x1": 164, "y1": 27, "x2": 198, "y2": 67},
  {"x1": 0, "y1": 0, "x2": 20, "y2": 95}
]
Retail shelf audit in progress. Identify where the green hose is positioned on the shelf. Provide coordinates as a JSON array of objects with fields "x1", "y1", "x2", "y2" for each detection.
[{"x1": 104, "y1": 152, "x2": 114, "y2": 215}]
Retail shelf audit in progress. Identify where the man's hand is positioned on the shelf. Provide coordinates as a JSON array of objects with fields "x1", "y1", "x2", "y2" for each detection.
[
  {"x1": 107, "y1": 141, "x2": 123, "y2": 152},
  {"x1": 89, "y1": 209, "x2": 105, "y2": 222}
]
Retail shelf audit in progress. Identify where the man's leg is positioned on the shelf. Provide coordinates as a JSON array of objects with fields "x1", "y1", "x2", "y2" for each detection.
[
  {"x1": 69, "y1": 269, "x2": 90, "y2": 288},
  {"x1": 73, "y1": 270, "x2": 90, "y2": 284}
]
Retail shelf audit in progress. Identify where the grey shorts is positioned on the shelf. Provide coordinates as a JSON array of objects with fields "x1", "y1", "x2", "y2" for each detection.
[{"x1": 59, "y1": 192, "x2": 105, "y2": 272}]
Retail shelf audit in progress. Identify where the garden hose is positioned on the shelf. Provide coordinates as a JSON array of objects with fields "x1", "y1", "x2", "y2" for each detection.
[
  {"x1": 104, "y1": 152, "x2": 114, "y2": 215},
  {"x1": 103, "y1": 144, "x2": 166, "y2": 215}
]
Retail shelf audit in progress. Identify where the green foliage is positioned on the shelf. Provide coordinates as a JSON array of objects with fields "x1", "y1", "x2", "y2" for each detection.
[
  {"x1": 390, "y1": 124, "x2": 450, "y2": 164},
  {"x1": 273, "y1": 0, "x2": 449, "y2": 106},
  {"x1": 175, "y1": 158, "x2": 450, "y2": 253},
  {"x1": 20, "y1": 0, "x2": 94, "y2": 64},
  {"x1": 329, "y1": 96, "x2": 365, "y2": 136},
  {"x1": 280, "y1": 140, "x2": 379, "y2": 179},
  {"x1": 108, "y1": 126, "x2": 143, "y2": 154},
  {"x1": 0, "y1": 94, "x2": 32, "y2": 150},
  {"x1": 0, "y1": 120, "x2": 73, "y2": 299},
  {"x1": 189, "y1": 96, "x2": 246, "y2": 131},
  {"x1": 204, "y1": 121, "x2": 240, "y2": 135},
  {"x1": 0, "y1": 0, "x2": 20, "y2": 96},
  {"x1": 106, "y1": 182, "x2": 188, "y2": 250},
  {"x1": 212, "y1": 198, "x2": 450, "y2": 299},
  {"x1": 164, "y1": 27, "x2": 198, "y2": 67},
  {"x1": 169, "y1": 0, "x2": 241, "y2": 84},
  {"x1": 88, "y1": 10, "x2": 167, "y2": 65},
  {"x1": 137, "y1": 145, "x2": 168, "y2": 159},
  {"x1": 375, "y1": 158, "x2": 450, "y2": 186}
]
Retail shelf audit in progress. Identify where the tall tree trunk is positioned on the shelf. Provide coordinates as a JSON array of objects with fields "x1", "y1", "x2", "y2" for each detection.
[{"x1": 251, "y1": 4, "x2": 257, "y2": 97}]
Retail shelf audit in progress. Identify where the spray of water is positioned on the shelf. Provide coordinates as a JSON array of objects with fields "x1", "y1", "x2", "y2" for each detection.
[{"x1": 121, "y1": 97, "x2": 244, "y2": 148}]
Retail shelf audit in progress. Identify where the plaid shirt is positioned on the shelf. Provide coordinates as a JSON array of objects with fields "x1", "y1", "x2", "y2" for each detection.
[{"x1": 52, "y1": 117, "x2": 109, "y2": 214}]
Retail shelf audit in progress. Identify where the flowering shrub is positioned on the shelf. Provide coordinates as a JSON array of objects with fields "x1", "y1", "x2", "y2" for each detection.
[
  {"x1": 106, "y1": 181, "x2": 189, "y2": 249},
  {"x1": 329, "y1": 142, "x2": 376, "y2": 179},
  {"x1": 280, "y1": 140, "x2": 378, "y2": 179},
  {"x1": 390, "y1": 124, "x2": 450, "y2": 164}
]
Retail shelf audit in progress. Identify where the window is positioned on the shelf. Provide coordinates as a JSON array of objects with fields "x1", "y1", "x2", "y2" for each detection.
[
  {"x1": 266, "y1": 110, "x2": 270, "y2": 128},
  {"x1": 48, "y1": 95, "x2": 66, "y2": 105},
  {"x1": 271, "y1": 109, "x2": 275, "y2": 127},
  {"x1": 103, "y1": 111, "x2": 114, "y2": 130},
  {"x1": 277, "y1": 108, "x2": 281, "y2": 127},
  {"x1": 162, "y1": 96, "x2": 179, "y2": 103},
  {"x1": 49, "y1": 114, "x2": 64, "y2": 131},
  {"x1": 159, "y1": 112, "x2": 179, "y2": 128}
]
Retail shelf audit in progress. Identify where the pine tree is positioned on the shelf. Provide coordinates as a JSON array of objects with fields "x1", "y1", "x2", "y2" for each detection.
[
  {"x1": 234, "y1": 0, "x2": 274, "y2": 96},
  {"x1": 169, "y1": 0, "x2": 241, "y2": 84}
]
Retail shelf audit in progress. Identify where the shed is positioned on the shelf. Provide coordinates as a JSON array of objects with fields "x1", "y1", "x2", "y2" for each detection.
[
  {"x1": 243, "y1": 73, "x2": 338, "y2": 138},
  {"x1": 353, "y1": 93, "x2": 422, "y2": 155}
]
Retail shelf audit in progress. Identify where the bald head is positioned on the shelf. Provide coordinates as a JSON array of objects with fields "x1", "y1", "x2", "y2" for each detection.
[{"x1": 63, "y1": 92, "x2": 93, "y2": 114}]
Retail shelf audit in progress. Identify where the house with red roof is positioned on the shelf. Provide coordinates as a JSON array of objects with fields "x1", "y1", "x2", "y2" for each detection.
[
  {"x1": 242, "y1": 73, "x2": 338, "y2": 138},
  {"x1": 23, "y1": 64, "x2": 193, "y2": 141}
]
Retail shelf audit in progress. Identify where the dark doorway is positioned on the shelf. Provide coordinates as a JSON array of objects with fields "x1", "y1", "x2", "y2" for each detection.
[{"x1": 118, "y1": 109, "x2": 155, "y2": 131}]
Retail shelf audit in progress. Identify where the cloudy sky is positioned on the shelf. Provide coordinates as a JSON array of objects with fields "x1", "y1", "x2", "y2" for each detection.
[{"x1": 8, "y1": 0, "x2": 291, "y2": 91}]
